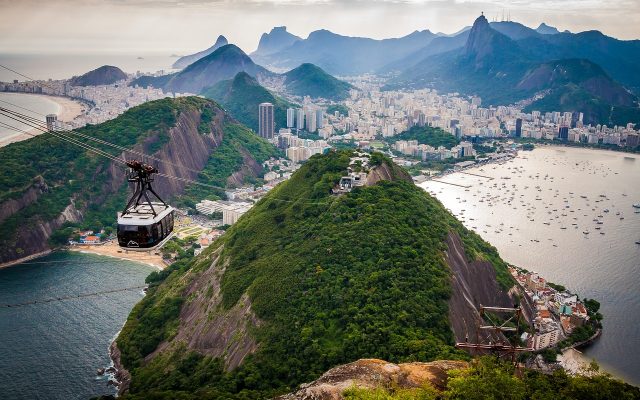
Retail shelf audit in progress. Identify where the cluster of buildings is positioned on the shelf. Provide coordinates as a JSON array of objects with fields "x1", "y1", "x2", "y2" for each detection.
[
  {"x1": 285, "y1": 106, "x2": 328, "y2": 135},
  {"x1": 332, "y1": 152, "x2": 371, "y2": 194},
  {"x1": 393, "y1": 140, "x2": 475, "y2": 161},
  {"x1": 510, "y1": 267, "x2": 592, "y2": 351},
  {"x1": 302, "y1": 85, "x2": 640, "y2": 151},
  {"x1": 1, "y1": 76, "x2": 187, "y2": 130},
  {"x1": 276, "y1": 128, "x2": 331, "y2": 162},
  {"x1": 195, "y1": 200, "x2": 253, "y2": 225},
  {"x1": 510, "y1": 113, "x2": 639, "y2": 148}
]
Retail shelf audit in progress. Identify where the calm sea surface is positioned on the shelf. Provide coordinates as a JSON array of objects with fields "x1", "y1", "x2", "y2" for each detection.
[
  {"x1": 420, "y1": 145, "x2": 640, "y2": 385},
  {"x1": 0, "y1": 53, "x2": 177, "y2": 81},
  {"x1": 0, "y1": 252, "x2": 155, "y2": 400}
]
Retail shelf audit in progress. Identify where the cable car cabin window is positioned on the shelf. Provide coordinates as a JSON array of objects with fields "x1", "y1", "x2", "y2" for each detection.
[
  {"x1": 167, "y1": 212, "x2": 174, "y2": 231},
  {"x1": 118, "y1": 224, "x2": 156, "y2": 248}
]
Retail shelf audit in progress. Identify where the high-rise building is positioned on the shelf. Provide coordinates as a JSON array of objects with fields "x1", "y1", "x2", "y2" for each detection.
[
  {"x1": 46, "y1": 114, "x2": 57, "y2": 131},
  {"x1": 305, "y1": 109, "x2": 317, "y2": 132},
  {"x1": 558, "y1": 126, "x2": 569, "y2": 141},
  {"x1": 296, "y1": 109, "x2": 305, "y2": 130},
  {"x1": 286, "y1": 108, "x2": 295, "y2": 128},
  {"x1": 315, "y1": 109, "x2": 324, "y2": 129},
  {"x1": 258, "y1": 102, "x2": 274, "y2": 139},
  {"x1": 515, "y1": 118, "x2": 522, "y2": 138}
]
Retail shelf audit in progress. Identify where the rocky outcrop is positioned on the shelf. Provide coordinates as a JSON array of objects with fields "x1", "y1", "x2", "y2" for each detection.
[
  {"x1": 2, "y1": 201, "x2": 83, "y2": 265},
  {"x1": 110, "y1": 340, "x2": 131, "y2": 395},
  {"x1": 365, "y1": 162, "x2": 412, "y2": 186},
  {"x1": 445, "y1": 232, "x2": 516, "y2": 344},
  {"x1": 0, "y1": 176, "x2": 48, "y2": 224},
  {"x1": 275, "y1": 358, "x2": 468, "y2": 400},
  {"x1": 149, "y1": 245, "x2": 261, "y2": 370}
]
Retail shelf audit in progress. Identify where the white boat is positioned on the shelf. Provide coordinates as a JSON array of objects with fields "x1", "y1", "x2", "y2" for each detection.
[{"x1": 633, "y1": 203, "x2": 640, "y2": 209}]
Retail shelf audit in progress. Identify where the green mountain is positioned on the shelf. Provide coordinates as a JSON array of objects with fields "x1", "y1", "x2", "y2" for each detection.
[
  {"x1": 131, "y1": 45, "x2": 272, "y2": 94},
  {"x1": 283, "y1": 63, "x2": 353, "y2": 100},
  {"x1": 202, "y1": 72, "x2": 296, "y2": 132},
  {"x1": 165, "y1": 44, "x2": 272, "y2": 94},
  {"x1": 0, "y1": 97, "x2": 279, "y2": 265},
  {"x1": 519, "y1": 59, "x2": 640, "y2": 126},
  {"x1": 114, "y1": 150, "x2": 517, "y2": 398},
  {"x1": 70, "y1": 65, "x2": 127, "y2": 86}
]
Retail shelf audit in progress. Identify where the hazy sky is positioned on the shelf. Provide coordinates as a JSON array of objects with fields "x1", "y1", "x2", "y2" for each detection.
[{"x1": 1, "y1": 0, "x2": 638, "y2": 55}]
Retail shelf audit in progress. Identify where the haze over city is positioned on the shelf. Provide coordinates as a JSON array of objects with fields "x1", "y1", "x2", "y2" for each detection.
[{"x1": 1, "y1": 0, "x2": 639, "y2": 54}]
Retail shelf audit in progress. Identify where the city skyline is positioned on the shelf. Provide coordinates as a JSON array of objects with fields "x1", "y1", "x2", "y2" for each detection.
[{"x1": 0, "y1": 0, "x2": 639, "y2": 55}]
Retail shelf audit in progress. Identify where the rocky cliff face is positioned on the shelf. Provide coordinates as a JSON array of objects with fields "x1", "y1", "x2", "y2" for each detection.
[
  {"x1": 147, "y1": 245, "x2": 261, "y2": 370},
  {"x1": 0, "y1": 176, "x2": 48, "y2": 224},
  {"x1": 3, "y1": 201, "x2": 84, "y2": 265},
  {"x1": 445, "y1": 232, "x2": 515, "y2": 344},
  {"x1": 276, "y1": 358, "x2": 468, "y2": 400}
]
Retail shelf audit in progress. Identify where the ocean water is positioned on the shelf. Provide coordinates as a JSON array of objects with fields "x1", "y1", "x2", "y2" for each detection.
[
  {"x1": 0, "y1": 252, "x2": 155, "y2": 400},
  {"x1": 0, "y1": 92, "x2": 62, "y2": 142},
  {"x1": 0, "y1": 53, "x2": 177, "y2": 82},
  {"x1": 420, "y1": 146, "x2": 640, "y2": 385}
]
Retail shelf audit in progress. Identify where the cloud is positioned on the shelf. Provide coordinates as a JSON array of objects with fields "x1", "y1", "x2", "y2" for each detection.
[{"x1": 0, "y1": 0, "x2": 638, "y2": 54}]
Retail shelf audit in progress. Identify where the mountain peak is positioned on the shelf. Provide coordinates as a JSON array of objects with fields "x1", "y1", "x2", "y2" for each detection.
[
  {"x1": 253, "y1": 26, "x2": 302, "y2": 56},
  {"x1": 215, "y1": 35, "x2": 228, "y2": 45},
  {"x1": 472, "y1": 14, "x2": 490, "y2": 29},
  {"x1": 173, "y1": 34, "x2": 231, "y2": 69},
  {"x1": 536, "y1": 23, "x2": 560, "y2": 35}
]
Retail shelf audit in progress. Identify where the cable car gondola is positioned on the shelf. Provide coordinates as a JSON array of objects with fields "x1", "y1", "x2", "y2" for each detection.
[{"x1": 117, "y1": 160, "x2": 175, "y2": 251}]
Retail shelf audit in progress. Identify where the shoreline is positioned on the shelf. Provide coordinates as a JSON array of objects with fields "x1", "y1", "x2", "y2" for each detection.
[
  {"x1": 0, "y1": 92, "x2": 86, "y2": 147},
  {"x1": 68, "y1": 241, "x2": 166, "y2": 270},
  {"x1": 0, "y1": 250, "x2": 52, "y2": 269},
  {"x1": 0, "y1": 242, "x2": 166, "y2": 271}
]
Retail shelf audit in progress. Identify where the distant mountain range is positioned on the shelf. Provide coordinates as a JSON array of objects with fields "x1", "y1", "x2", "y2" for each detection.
[
  {"x1": 132, "y1": 43, "x2": 353, "y2": 102},
  {"x1": 70, "y1": 65, "x2": 127, "y2": 86},
  {"x1": 130, "y1": 18, "x2": 640, "y2": 126},
  {"x1": 202, "y1": 72, "x2": 295, "y2": 132},
  {"x1": 384, "y1": 15, "x2": 640, "y2": 125},
  {"x1": 172, "y1": 35, "x2": 228, "y2": 69},
  {"x1": 251, "y1": 28, "x2": 438, "y2": 75}
]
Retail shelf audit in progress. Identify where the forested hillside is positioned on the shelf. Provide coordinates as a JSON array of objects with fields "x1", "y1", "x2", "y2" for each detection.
[{"x1": 114, "y1": 150, "x2": 515, "y2": 399}]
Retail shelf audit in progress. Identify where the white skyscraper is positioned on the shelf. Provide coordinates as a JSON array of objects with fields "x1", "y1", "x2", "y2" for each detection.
[
  {"x1": 305, "y1": 109, "x2": 317, "y2": 132},
  {"x1": 315, "y1": 109, "x2": 324, "y2": 129},
  {"x1": 296, "y1": 109, "x2": 305, "y2": 130},
  {"x1": 258, "y1": 102, "x2": 274, "y2": 139},
  {"x1": 286, "y1": 108, "x2": 295, "y2": 128}
]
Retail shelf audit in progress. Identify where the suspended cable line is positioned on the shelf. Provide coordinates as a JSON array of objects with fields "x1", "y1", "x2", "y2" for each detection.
[
  {"x1": 0, "y1": 103, "x2": 205, "y2": 175},
  {"x1": 1, "y1": 285, "x2": 147, "y2": 308}
]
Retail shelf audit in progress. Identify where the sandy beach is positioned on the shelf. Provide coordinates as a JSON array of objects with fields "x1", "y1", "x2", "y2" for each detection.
[
  {"x1": 69, "y1": 241, "x2": 166, "y2": 270},
  {"x1": 558, "y1": 348, "x2": 598, "y2": 376},
  {"x1": 0, "y1": 93, "x2": 86, "y2": 147}
]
